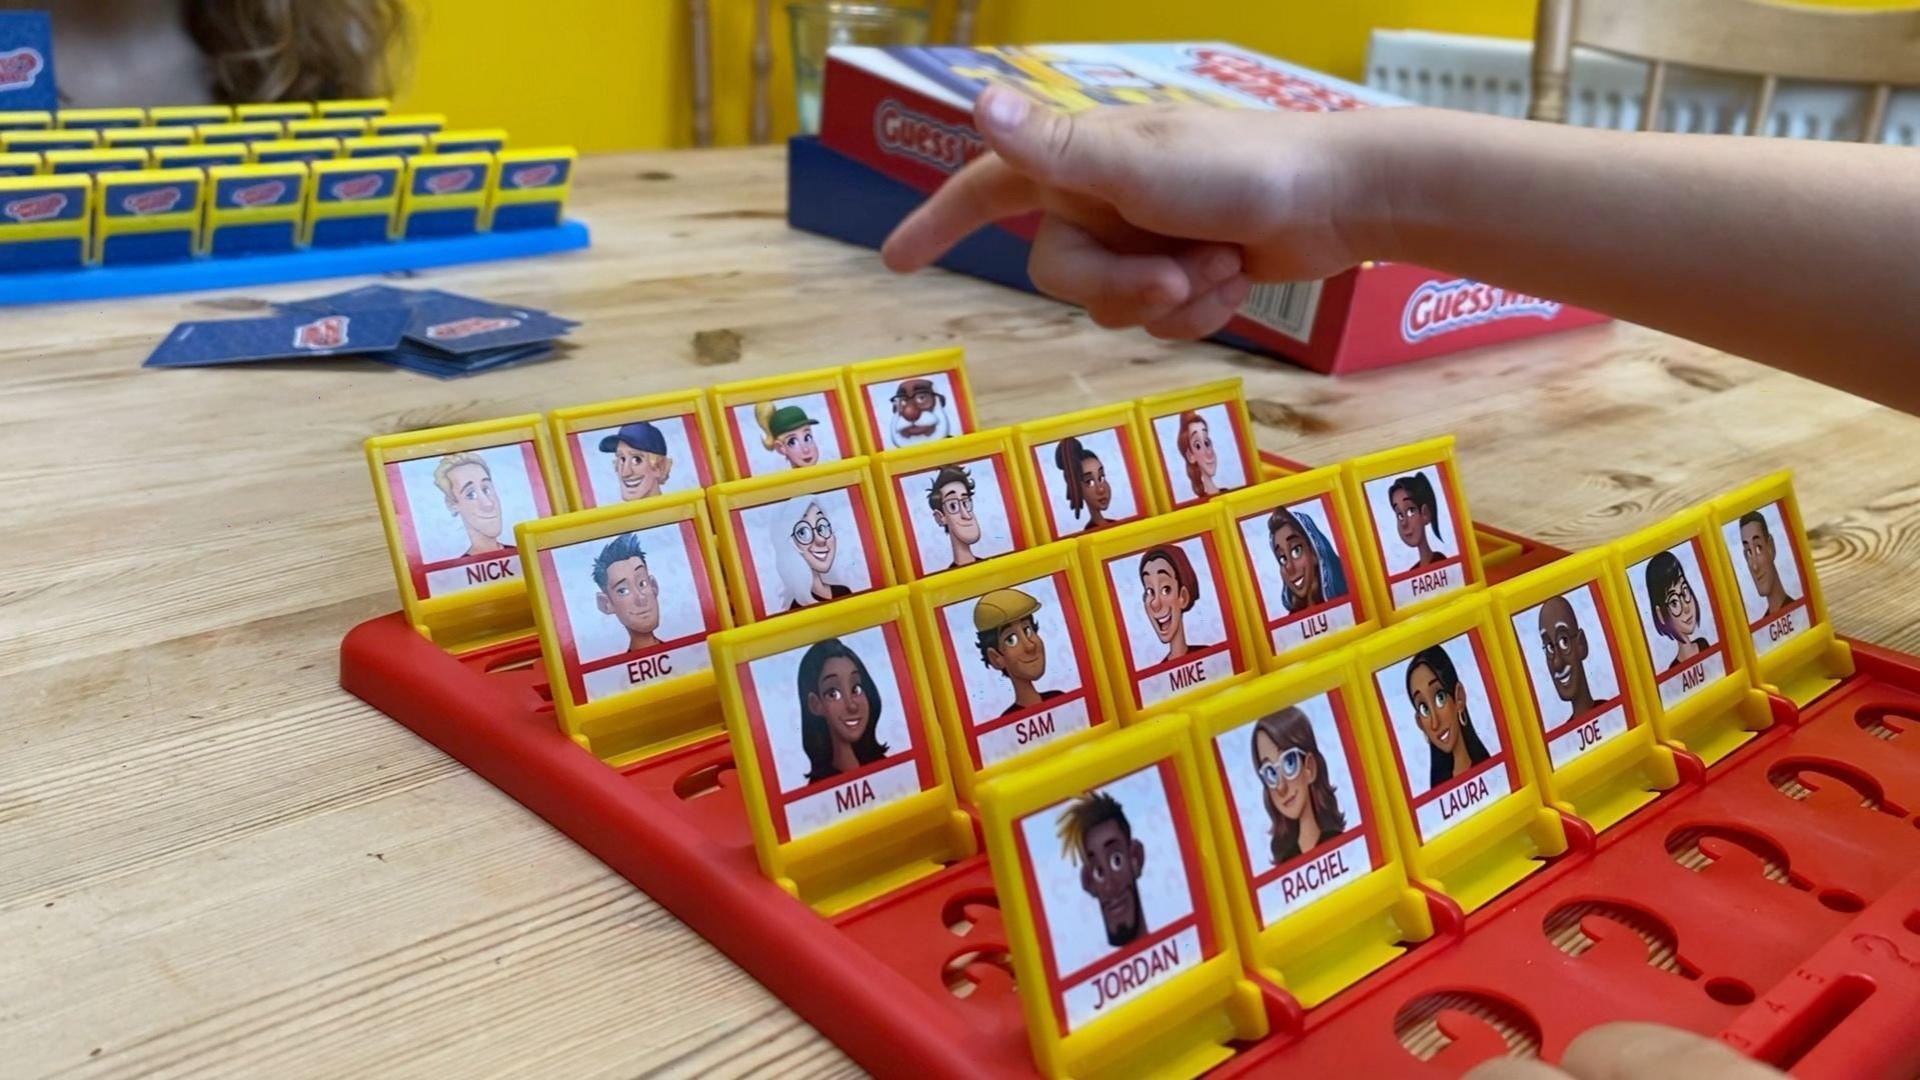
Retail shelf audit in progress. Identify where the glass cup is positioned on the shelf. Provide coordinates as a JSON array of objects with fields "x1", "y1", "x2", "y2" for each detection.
[{"x1": 788, "y1": 2, "x2": 933, "y2": 135}]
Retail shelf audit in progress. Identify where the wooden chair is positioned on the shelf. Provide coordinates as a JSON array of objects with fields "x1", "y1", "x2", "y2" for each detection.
[{"x1": 1529, "y1": 0, "x2": 1920, "y2": 139}]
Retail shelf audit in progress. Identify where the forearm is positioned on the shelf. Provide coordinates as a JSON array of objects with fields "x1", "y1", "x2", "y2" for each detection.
[{"x1": 1345, "y1": 108, "x2": 1920, "y2": 411}]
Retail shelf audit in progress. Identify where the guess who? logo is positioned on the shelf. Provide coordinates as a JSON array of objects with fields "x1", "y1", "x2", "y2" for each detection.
[
  {"x1": 225, "y1": 179, "x2": 292, "y2": 208},
  {"x1": 426, "y1": 316, "x2": 521, "y2": 341},
  {"x1": 506, "y1": 162, "x2": 563, "y2": 189},
  {"x1": 1182, "y1": 48, "x2": 1367, "y2": 112},
  {"x1": 874, "y1": 100, "x2": 986, "y2": 174},
  {"x1": 120, "y1": 186, "x2": 185, "y2": 216},
  {"x1": 0, "y1": 46, "x2": 45, "y2": 91},
  {"x1": 326, "y1": 173, "x2": 390, "y2": 201},
  {"x1": 2, "y1": 191, "x2": 67, "y2": 223},
  {"x1": 422, "y1": 167, "x2": 479, "y2": 195},
  {"x1": 1402, "y1": 279, "x2": 1563, "y2": 343},
  {"x1": 294, "y1": 315, "x2": 350, "y2": 350}
]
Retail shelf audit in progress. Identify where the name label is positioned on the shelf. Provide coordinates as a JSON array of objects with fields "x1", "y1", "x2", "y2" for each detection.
[
  {"x1": 976, "y1": 694, "x2": 1091, "y2": 769},
  {"x1": 1390, "y1": 561, "x2": 1463, "y2": 609},
  {"x1": 1062, "y1": 923, "x2": 1202, "y2": 1032},
  {"x1": 1658, "y1": 650, "x2": 1726, "y2": 708},
  {"x1": 1136, "y1": 646, "x2": 1236, "y2": 708},
  {"x1": 1414, "y1": 764, "x2": 1512, "y2": 842},
  {"x1": 1545, "y1": 702, "x2": 1630, "y2": 769},
  {"x1": 581, "y1": 640, "x2": 709, "y2": 703},
  {"x1": 425, "y1": 553, "x2": 520, "y2": 597},
  {"x1": 784, "y1": 757, "x2": 920, "y2": 840},
  {"x1": 1270, "y1": 600, "x2": 1357, "y2": 655},
  {"x1": 1753, "y1": 606, "x2": 1807, "y2": 656},
  {"x1": 1255, "y1": 833, "x2": 1371, "y2": 926}
]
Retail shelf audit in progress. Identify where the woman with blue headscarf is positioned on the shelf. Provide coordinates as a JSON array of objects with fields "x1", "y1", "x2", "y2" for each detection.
[{"x1": 1267, "y1": 505, "x2": 1348, "y2": 614}]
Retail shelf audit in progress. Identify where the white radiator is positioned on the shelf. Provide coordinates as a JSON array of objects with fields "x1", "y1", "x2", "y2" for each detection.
[{"x1": 1367, "y1": 28, "x2": 1920, "y2": 144}]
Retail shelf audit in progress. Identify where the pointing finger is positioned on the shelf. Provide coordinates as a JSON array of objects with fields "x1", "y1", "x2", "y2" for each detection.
[{"x1": 882, "y1": 152, "x2": 1039, "y2": 273}]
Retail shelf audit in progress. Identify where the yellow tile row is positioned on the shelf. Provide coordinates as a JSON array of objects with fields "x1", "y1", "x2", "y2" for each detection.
[{"x1": 0, "y1": 126, "x2": 506, "y2": 175}]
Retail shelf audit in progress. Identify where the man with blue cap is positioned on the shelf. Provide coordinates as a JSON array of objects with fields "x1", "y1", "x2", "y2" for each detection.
[{"x1": 598, "y1": 420, "x2": 675, "y2": 502}]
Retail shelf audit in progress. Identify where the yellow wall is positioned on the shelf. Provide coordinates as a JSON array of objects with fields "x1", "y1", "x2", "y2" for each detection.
[{"x1": 395, "y1": 0, "x2": 1916, "y2": 153}]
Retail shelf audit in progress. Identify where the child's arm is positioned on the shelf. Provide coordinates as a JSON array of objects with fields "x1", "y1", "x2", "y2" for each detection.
[{"x1": 883, "y1": 87, "x2": 1920, "y2": 412}]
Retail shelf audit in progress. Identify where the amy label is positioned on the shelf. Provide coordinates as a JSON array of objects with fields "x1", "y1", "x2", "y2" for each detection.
[
  {"x1": 1658, "y1": 650, "x2": 1726, "y2": 708},
  {"x1": 1752, "y1": 605, "x2": 1808, "y2": 656}
]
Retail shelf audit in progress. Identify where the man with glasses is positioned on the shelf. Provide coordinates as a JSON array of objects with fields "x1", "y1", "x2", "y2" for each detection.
[
  {"x1": 927, "y1": 464, "x2": 984, "y2": 572},
  {"x1": 888, "y1": 376, "x2": 954, "y2": 448}
]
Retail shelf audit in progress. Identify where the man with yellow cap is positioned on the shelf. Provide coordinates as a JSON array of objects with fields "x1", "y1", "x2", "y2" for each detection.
[{"x1": 974, "y1": 586, "x2": 1066, "y2": 718}]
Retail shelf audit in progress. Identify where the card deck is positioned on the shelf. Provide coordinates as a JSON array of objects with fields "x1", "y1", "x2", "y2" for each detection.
[{"x1": 145, "y1": 308, "x2": 411, "y2": 368}]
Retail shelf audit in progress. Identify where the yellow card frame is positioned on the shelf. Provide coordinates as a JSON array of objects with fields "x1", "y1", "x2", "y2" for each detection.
[
  {"x1": 841, "y1": 346, "x2": 980, "y2": 456},
  {"x1": 1134, "y1": 379, "x2": 1261, "y2": 513},
  {"x1": 975, "y1": 715, "x2": 1266, "y2": 1080},
  {"x1": 1707, "y1": 472, "x2": 1851, "y2": 706},
  {"x1": 708, "y1": 366, "x2": 862, "y2": 481},
  {"x1": 1185, "y1": 652, "x2": 1432, "y2": 1006},
  {"x1": 1012, "y1": 402, "x2": 1160, "y2": 542},
  {"x1": 707, "y1": 587, "x2": 975, "y2": 914},
  {"x1": 1354, "y1": 594, "x2": 1566, "y2": 913},
  {"x1": 707, "y1": 456, "x2": 896, "y2": 624},
  {"x1": 909, "y1": 541, "x2": 1118, "y2": 801},
  {"x1": 1342, "y1": 436, "x2": 1487, "y2": 624},
  {"x1": 1216, "y1": 465, "x2": 1380, "y2": 673},
  {"x1": 872, "y1": 427, "x2": 1036, "y2": 582},
  {"x1": 517, "y1": 491, "x2": 732, "y2": 766},
  {"x1": 548, "y1": 388, "x2": 727, "y2": 511},
  {"x1": 1491, "y1": 549, "x2": 1680, "y2": 833},
  {"x1": 1608, "y1": 507, "x2": 1774, "y2": 765},
  {"x1": 1078, "y1": 505, "x2": 1258, "y2": 723},
  {"x1": 364, "y1": 415, "x2": 562, "y2": 653}
]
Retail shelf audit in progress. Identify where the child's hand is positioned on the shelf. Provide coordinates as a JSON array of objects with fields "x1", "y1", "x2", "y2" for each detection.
[
  {"x1": 882, "y1": 86, "x2": 1387, "y2": 340},
  {"x1": 1464, "y1": 1023, "x2": 1782, "y2": 1080}
]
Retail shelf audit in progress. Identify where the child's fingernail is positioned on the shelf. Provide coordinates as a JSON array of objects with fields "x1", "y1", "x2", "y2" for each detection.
[
  {"x1": 981, "y1": 89, "x2": 1029, "y2": 133},
  {"x1": 1203, "y1": 250, "x2": 1238, "y2": 284},
  {"x1": 1217, "y1": 275, "x2": 1254, "y2": 307}
]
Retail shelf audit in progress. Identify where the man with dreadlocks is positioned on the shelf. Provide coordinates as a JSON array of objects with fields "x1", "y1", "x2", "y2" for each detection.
[{"x1": 1057, "y1": 790, "x2": 1147, "y2": 948}]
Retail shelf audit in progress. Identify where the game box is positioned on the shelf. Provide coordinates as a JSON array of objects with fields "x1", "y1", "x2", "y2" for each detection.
[{"x1": 790, "y1": 43, "x2": 1611, "y2": 374}]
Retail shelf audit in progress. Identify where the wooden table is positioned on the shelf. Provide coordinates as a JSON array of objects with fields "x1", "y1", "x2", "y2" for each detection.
[{"x1": 5, "y1": 147, "x2": 1917, "y2": 1078}]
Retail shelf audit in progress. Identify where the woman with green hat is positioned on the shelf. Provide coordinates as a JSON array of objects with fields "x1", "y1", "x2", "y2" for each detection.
[{"x1": 755, "y1": 399, "x2": 823, "y2": 470}]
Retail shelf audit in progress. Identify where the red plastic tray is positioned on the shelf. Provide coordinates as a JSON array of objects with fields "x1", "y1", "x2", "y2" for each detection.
[{"x1": 339, "y1": 465, "x2": 1920, "y2": 1078}]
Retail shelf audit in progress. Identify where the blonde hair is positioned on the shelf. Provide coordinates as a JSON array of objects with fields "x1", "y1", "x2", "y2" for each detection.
[
  {"x1": 433, "y1": 452, "x2": 490, "y2": 499},
  {"x1": 755, "y1": 400, "x2": 780, "y2": 451},
  {"x1": 187, "y1": 0, "x2": 412, "y2": 103}
]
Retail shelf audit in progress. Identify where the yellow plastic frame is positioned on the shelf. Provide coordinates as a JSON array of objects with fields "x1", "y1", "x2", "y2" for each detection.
[
  {"x1": 872, "y1": 427, "x2": 1036, "y2": 582},
  {"x1": 708, "y1": 366, "x2": 863, "y2": 481},
  {"x1": 708, "y1": 586, "x2": 976, "y2": 914},
  {"x1": 706, "y1": 456, "x2": 897, "y2": 624},
  {"x1": 548, "y1": 388, "x2": 727, "y2": 511},
  {"x1": 57, "y1": 107, "x2": 144, "y2": 130},
  {"x1": 93, "y1": 168, "x2": 205, "y2": 261},
  {"x1": 204, "y1": 163, "x2": 308, "y2": 247},
  {"x1": 104, "y1": 127, "x2": 194, "y2": 150},
  {"x1": 1342, "y1": 436, "x2": 1487, "y2": 624},
  {"x1": 1707, "y1": 472, "x2": 1852, "y2": 706},
  {"x1": 398, "y1": 152, "x2": 495, "y2": 234},
  {"x1": 146, "y1": 105, "x2": 231, "y2": 127},
  {"x1": 45, "y1": 148, "x2": 148, "y2": 175},
  {"x1": 1354, "y1": 594, "x2": 1567, "y2": 913},
  {"x1": 364, "y1": 414, "x2": 562, "y2": 653},
  {"x1": 487, "y1": 147, "x2": 579, "y2": 228},
  {"x1": 1216, "y1": 465, "x2": 1381, "y2": 673},
  {"x1": 908, "y1": 541, "x2": 1118, "y2": 801},
  {"x1": 302, "y1": 155, "x2": 403, "y2": 245},
  {"x1": 841, "y1": 346, "x2": 979, "y2": 456},
  {"x1": 1608, "y1": 507, "x2": 1774, "y2": 765},
  {"x1": 0, "y1": 174, "x2": 92, "y2": 258},
  {"x1": 1078, "y1": 505, "x2": 1258, "y2": 724},
  {"x1": 195, "y1": 121, "x2": 283, "y2": 146},
  {"x1": 1011, "y1": 402, "x2": 1160, "y2": 542},
  {"x1": 1185, "y1": 652, "x2": 1432, "y2": 1006},
  {"x1": 517, "y1": 491, "x2": 733, "y2": 767},
  {"x1": 975, "y1": 715, "x2": 1267, "y2": 1080},
  {"x1": 1491, "y1": 549, "x2": 1679, "y2": 833},
  {"x1": 1134, "y1": 379, "x2": 1261, "y2": 513}
]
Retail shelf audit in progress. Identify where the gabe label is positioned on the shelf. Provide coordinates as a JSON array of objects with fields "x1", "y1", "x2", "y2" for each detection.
[{"x1": 1402, "y1": 279, "x2": 1563, "y2": 343}]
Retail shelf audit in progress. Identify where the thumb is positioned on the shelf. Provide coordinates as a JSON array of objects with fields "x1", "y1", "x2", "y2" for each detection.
[{"x1": 974, "y1": 85, "x2": 1129, "y2": 197}]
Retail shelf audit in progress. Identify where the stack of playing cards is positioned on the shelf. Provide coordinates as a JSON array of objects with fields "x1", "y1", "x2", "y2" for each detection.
[{"x1": 143, "y1": 285, "x2": 578, "y2": 377}]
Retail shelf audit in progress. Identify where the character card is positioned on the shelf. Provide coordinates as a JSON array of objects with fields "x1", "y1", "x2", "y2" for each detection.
[
  {"x1": 710, "y1": 367, "x2": 859, "y2": 480},
  {"x1": 1346, "y1": 437, "x2": 1484, "y2": 620},
  {"x1": 1219, "y1": 467, "x2": 1375, "y2": 670},
  {"x1": 844, "y1": 346, "x2": 979, "y2": 455},
  {"x1": 875, "y1": 429, "x2": 1033, "y2": 581},
  {"x1": 709, "y1": 458, "x2": 894, "y2": 623},
  {"x1": 1364, "y1": 610, "x2": 1522, "y2": 845},
  {"x1": 1015, "y1": 403, "x2": 1155, "y2": 543},
  {"x1": 549, "y1": 390, "x2": 724, "y2": 510},
  {"x1": 914, "y1": 546, "x2": 1115, "y2": 796},
  {"x1": 1499, "y1": 560, "x2": 1638, "y2": 773},
  {"x1": 1622, "y1": 531, "x2": 1733, "y2": 712},
  {"x1": 1137, "y1": 380, "x2": 1258, "y2": 512},
  {"x1": 1719, "y1": 497, "x2": 1814, "y2": 658},
  {"x1": 1084, "y1": 507, "x2": 1254, "y2": 720},
  {"x1": 1709, "y1": 474, "x2": 1843, "y2": 707},
  {"x1": 519, "y1": 492, "x2": 731, "y2": 762},
  {"x1": 365, "y1": 415, "x2": 560, "y2": 647}
]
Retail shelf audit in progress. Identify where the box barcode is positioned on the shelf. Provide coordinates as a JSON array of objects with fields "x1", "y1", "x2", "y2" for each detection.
[{"x1": 1237, "y1": 279, "x2": 1323, "y2": 343}]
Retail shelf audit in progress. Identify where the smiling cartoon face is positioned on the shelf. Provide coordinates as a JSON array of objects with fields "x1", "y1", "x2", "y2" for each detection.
[
  {"x1": 1391, "y1": 488, "x2": 1428, "y2": 549},
  {"x1": 1271, "y1": 519, "x2": 1318, "y2": 602},
  {"x1": 888, "y1": 377, "x2": 951, "y2": 446},
  {"x1": 792, "y1": 502, "x2": 836, "y2": 574},
  {"x1": 986, "y1": 614, "x2": 1048, "y2": 684},
  {"x1": 596, "y1": 553, "x2": 660, "y2": 639},
  {"x1": 612, "y1": 441, "x2": 671, "y2": 501},
  {"x1": 1183, "y1": 418, "x2": 1216, "y2": 480},
  {"x1": 1407, "y1": 661, "x2": 1464, "y2": 755},
  {"x1": 445, "y1": 462, "x2": 502, "y2": 540},
  {"x1": 1663, "y1": 574, "x2": 1699, "y2": 637},
  {"x1": 1535, "y1": 595, "x2": 1590, "y2": 706},
  {"x1": 933, "y1": 479, "x2": 981, "y2": 545},
  {"x1": 809, "y1": 654, "x2": 872, "y2": 747},
  {"x1": 1254, "y1": 727, "x2": 1314, "y2": 822},
  {"x1": 1741, "y1": 519, "x2": 1777, "y2": 597},
  {"x1": 1140, "y1": 555, "x2": 1188, "y2": 645},
  {"x1": 1079, "y1": 454, "x2": 1112, "y2": 514},
  {"x1": 777, "y1": 425, "x2": 819, "y2": 468}
]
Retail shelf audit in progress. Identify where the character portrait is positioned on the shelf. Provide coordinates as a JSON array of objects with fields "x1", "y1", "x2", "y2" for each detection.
[
  {"x1": 1104, "y1": 533, "x2": 1238, "y2": 709},
  {"x1": 1372, "y1": 630, "x2": 1514, "y2": 842},
  {"x1": 1509, "y1": 583, "x2": 1633, "y2": 769},
  {"x1": 1627, "y1": 539, "x2": 1728, "y2": 708},
  {"x1": 1235, "y1": 493, "x2": 1360, "y2": 656},
  {"x1": 732, "y1": 485, "x2": 879, "y2": 618},
  {"x1": 740, "y1": 622, "x2": 927, "y2": 841},
  {"x1": 389, "y1": 441, "x2": 551, "y2": 599},
  {"x1": 1722, "y1": 502, "x2": 1808, "y2": 643},
  {"x1": 897, "y1": 456, "x2": 1021, "y2": 577},
  {"x1": 729, "y1": 391, "x2": 849, "y2": 477},
  {"x1": 1212, "y1": 690, "x2": 1377, "y2": 926},
  {"x1": 538, "y1": 520, "x2": 719, "y2": 705},
  {"x1": 1361, "y1": 464, "x2": 1468, "y2": 610},
  {"x1": 1151, "y1": 402, "x2": 1251, "y2": 506},
  {"x1": 571, "y1": 412, "x2": 711, "y2": 508},
  {"x1": 863, "y1": 370, "x2": 965, "y2": 450},
  {"x1": 1032, "y1": 426, "x2": 1144, "y2": 536},
  {"x1": 1016, "y1": 762, "x2": 1207, "y2": 1033},
  {"x1": 935, "y1": 573, "x2": 1095, "y2": 769}
]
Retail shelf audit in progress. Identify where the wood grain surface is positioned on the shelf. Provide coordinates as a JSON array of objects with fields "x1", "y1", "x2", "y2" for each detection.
[{"x1": 3, "y1": 146, "x2": 1917, "y2": 1079}]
